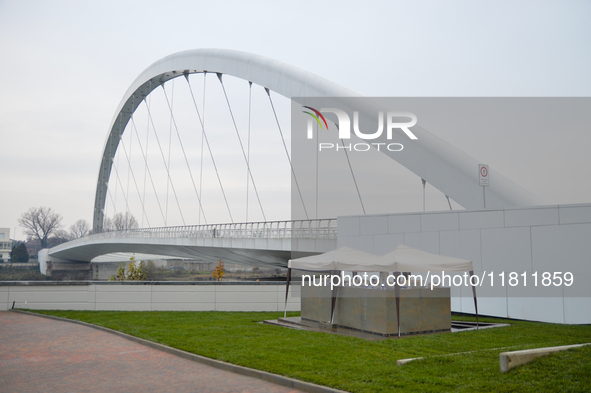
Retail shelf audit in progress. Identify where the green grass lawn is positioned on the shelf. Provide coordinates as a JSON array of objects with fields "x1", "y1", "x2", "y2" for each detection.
[{"x1": 29, "y1": 310, "x2": 591, "y2": 392}]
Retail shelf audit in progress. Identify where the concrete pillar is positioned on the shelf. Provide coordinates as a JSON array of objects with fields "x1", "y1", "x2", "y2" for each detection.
[
  {"x1": 38, "y1": 249, "x2": 91, "y2": 280},
  {"x1": 47, "y1": 261, "x2": 92, "y2": 280}
]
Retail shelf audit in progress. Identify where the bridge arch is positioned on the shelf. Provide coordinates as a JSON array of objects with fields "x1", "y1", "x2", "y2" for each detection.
[{"x1": 94, "y1": 48, "x2": 543, "y2": 233}]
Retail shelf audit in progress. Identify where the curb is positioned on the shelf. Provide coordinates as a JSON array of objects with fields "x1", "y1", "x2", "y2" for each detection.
[{"x1": 10, "y1": 309, "x2": 349, "y2": 393}]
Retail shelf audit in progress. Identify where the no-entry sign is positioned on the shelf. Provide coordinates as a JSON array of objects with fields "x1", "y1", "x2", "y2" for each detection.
[{"x1": 479, "y1": 164, "x2": 489, "y2": 186}]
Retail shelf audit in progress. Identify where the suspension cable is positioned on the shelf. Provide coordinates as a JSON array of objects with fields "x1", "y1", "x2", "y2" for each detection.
[
  {"x1": 103, "y1": 184, "x2": 109, "y2": 224},
  {"x1": 217, "y1": 73, "x2": 266, "y2": 222},
  {"x1": 164, "y1": 79, "x2": 175, "y2": 224},
  {"x1": 121, "y1": 138, "x2": 150, "y2": 226},
  {"x1": 126, "y1": 93, "x2": 150, "y2": 227},
  {"x1": 125, "y1": 111, "x2": 132, "y2": 211},
  {"x1": 109, "y1": 152, "x2": 131, "y2": 215},
  {"x1": 340, "y1": 137, "x2": 366, "y2": 215},
  {"x1": 140, "y1": 83, "x2": 151, "y2": 227},
  {"x1": 103, "y1": 122, "x2": 115, "y2": 224},
  {"x1": 185, "y1": 73, "x2": 235, "y2": 223},
  {"x1": 130, "y1": 115, "x2": 166, "y2": 225},
  {"x1": 161, "y1": 78, "x2": 208, "y2": 224},
  {"x1": 315, "y1": 121, "x2": 319, "y2": 219},
  {"x1": 105, "y1": 186, "x2": 118, "y2": 227},
  {"x1": 246, "y1": 81, "x2": 252, "y2": 222},
  {"x1": 113, "y1": 115, "x2": 122, "y2": 210},
  {"x1": 199, "y1": 72, "x2": 206, "y2": 225},
  {"x1": 265, "y1": 88, "x2": 309, "y2": 219},
  {"x1": 145, "y1": 85, "x2": 186, "y2": 226}
]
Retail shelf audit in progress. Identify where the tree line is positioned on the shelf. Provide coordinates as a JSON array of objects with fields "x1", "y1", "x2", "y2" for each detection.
[{"x1": 17, "y1": 206, "x2": 139, "y2": 249}]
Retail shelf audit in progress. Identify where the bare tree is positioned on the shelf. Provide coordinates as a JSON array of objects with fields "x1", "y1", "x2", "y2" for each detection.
[
  {"x1": 103, "y1": 212, "x2": 139, "y2": 231},
  {"x1": 47, "y1": 229, "x2": 71, "y2": 248},
  {"x1": 18, "y1": 207, "x2": 63, "y2": 248},
  {"x1": 70, "y1": 219, "x2": 91, "y2": 239}
]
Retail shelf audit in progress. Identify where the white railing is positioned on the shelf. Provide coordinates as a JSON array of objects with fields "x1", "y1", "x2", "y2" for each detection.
[{"x1": 68, "y1": 219, "x2": 337, "y2": 244}]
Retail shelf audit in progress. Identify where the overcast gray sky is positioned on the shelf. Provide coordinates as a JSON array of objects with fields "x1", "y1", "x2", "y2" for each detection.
[{"x1": 1, "y1": 0, "x2": 590, "y2": 240}]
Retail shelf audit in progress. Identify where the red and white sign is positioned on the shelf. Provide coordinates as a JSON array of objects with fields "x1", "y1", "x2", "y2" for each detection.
[{"x1": 479, "y1": 164, "x2": 489, "y2": 186}]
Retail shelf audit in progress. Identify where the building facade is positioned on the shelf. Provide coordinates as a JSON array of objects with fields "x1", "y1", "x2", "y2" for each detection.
[
  {"x1": 337, "y1": 203, "x2": 591, "y2": 324},
  {"x1": 0, "y1": 228, "x2": 11, "y2": 261}
]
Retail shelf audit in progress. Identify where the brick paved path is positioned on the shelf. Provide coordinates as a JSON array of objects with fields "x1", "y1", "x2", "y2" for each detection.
[{"x1": 0, "y1": 311, "x2": 304, "y2": 393}]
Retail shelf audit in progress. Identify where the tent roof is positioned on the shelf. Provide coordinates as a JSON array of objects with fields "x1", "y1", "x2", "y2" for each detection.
[
  {"x1": 374, "y1": 245, "x2": 473, "y2": 272},
  {"x1": 288, "y1": 245, "x2": 473, "y2": 272},
  {"x1": 287, "y1": 246, "x2": 381, "y2": 271}
]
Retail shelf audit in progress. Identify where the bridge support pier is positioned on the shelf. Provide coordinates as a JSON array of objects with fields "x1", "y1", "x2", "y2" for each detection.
[
  {"x1": 38, "y1": 249, "x2": 92, "y2": 280},
  {"x1": 46, "y1": 261, "x2": 92, "y2": 280}
]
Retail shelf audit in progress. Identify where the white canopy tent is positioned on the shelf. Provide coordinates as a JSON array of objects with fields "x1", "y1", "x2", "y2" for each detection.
[
  {"x1": 284, "y1": 247, "x2": 380, "y2": 321},
  {"x1": 285, "y1": 245, "x2": 479, "y2": 334},
  {"x1": 287, "y1": 245, "x2": 473, "y2": 272}
]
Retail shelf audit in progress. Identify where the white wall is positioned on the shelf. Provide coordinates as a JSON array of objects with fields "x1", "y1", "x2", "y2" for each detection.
[
  {"x1": 337, "y1": 203, "x2": 591, "y2": 324},
  {"x1": 0, "y1": 282, "x2": 300, "y2": 312}
]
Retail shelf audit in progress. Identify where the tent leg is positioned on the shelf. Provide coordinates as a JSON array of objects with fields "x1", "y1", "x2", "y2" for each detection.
[
  {"x1": 470, "y1": 270, "x2": 479, "y2": 329},
  {"x1": 284, "y1": 268, "x2": 291, "y2": 318},
  {"x1": 395, "y1": 272, "x2": 401, "y2": 338},
  {"x1": 330, "y1": 277, "x2": 339, "y2": 324}
]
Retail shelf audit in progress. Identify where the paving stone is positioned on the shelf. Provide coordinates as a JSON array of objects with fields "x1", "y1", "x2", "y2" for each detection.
[{"x1": 0, "y1": 311, "x2": 304, "y2": 393}]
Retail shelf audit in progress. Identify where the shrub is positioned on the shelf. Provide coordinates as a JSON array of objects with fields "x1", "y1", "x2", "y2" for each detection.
[
  {"x1": 108, "y1": 255, "x2": 147, "y2": 281},
  {"x1": 212, "y1": 259, "x2": 225, "y2": 281}
]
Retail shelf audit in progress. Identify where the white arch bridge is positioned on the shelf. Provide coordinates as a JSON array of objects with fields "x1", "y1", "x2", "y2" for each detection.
[
  {"x1": 48, "y1": 219, "x2": 336, "y2": 268},
  {"x1": 43, "y1": 48, "x2": 542, "y2": 275}
]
